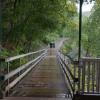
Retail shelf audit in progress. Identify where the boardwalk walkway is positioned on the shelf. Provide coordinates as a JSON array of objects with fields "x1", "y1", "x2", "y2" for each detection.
[{"x1": 2, "y1": 48, "x2": 70, "y2": 100}]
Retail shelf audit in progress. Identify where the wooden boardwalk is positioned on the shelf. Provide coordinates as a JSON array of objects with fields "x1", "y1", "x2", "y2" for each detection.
[{"x1": 2, "y1": 49, "x2": 70, "y2": 100}]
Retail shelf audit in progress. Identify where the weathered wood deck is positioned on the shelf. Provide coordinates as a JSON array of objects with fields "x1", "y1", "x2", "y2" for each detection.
[
  {"x1": 1, "y1": 48, "x2": 70, "y2": 100},
  {"x1": 2, "y1": 97, "x2": 70, "y2": 100}
]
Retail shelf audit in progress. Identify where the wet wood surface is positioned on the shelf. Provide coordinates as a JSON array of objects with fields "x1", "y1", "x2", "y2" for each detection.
[
  {"x1": 3, "y1": 49, "x2": 70, "y2": 100},
  {"x1": 2, "y1": 97, "x2": 71, "y2": 100}
]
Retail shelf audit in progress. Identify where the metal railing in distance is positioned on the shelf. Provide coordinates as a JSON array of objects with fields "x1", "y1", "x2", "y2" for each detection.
[
  {"x1": 79, "y1": 57, "x2": 100, "y2": 94},
  {"x1": 0, "y1": 49, "x2": 48, "y2": 97},
  {"x1": 57, "y1": 51, "x2": 78, "y2": 98}
]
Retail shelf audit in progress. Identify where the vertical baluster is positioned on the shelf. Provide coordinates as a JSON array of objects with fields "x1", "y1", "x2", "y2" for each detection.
[
  {"x1": 78, "y1": 60, "x2": 81, "y2": 93},
  {"x1": 78, "y1": 59, "x2": 83, "y2": 93},
  {"x1": 90, "y1": 61, "x2": 92, "y2": 92},
  {"x1": 82, "y1": 60, "x2": 85, "y2": 93},
  {"x1": 95, "y1": 60, "x2": 97, "y2": 92},
  {"x1": 7, "y1": 62, "x2": 10, "y2": 96},
  {"x1": 80, "y1": 60, "x2": 83, "y2": 92},
  {"x1": 87, "y1": 61, "x2": 90, "y2": 93},
  {"x1": 92, "y1": 61, "x2": 95, "y2": 93},
  {"x1": 73, "y1": 61, "x2": 77, "y2": 93},
  {"x1": 98, "y1": 60, "x2": 100, "y2": 93},
  {"x1": 96, "y1": 60, "x2": 100, "y2": 92},
  {"x1": 19, "y1": 58, "x2": 21, "y2": 76},
  {"x1": 99, "y1": 60, "x2": 100, "y2": 93}
]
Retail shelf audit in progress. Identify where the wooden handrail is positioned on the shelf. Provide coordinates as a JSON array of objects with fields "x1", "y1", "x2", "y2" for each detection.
[
  {"x1": 57, "y1": 51, "x2": 76, "y2": 98},
  {"x1": 79, "y1": 57, "x2": 100, "y2": 94},
  {"x1": 4, "y1": 52, "x2": 46, "y2": 81},
  {"x1": 82, "y1": 57, "x2": 100, "y2": 61},
  {"x1": 0, "y1": 48, "x2": 48, "y2": 96},
  {"x1": 5, "y1": 49, "x2": 46, "y2": 62},
  {"x1": 5, "y1": 52, "x2": 46, "y2": 92}
]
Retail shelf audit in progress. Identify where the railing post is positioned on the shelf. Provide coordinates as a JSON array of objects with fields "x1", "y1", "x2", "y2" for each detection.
[
  {"x1": 78, "y1": 60, "x2": 82, "y2": 93},
  {"x1": 19, "y1": 58, "x2": 21, "y2": 76},
  {"x1": 0, "y1": 49, "x2": 47, "y2": 98},
  {"x1": 92, "y1": 61, "x2": 95, "y2": 93},
  {"x1": 81, "y1": 60, "x2": 85, "y2": 93},
  {"x1": 98, "y1": 60, "x2": 100, "y2": 92},
  {"x1": 73, "y1": 61, "x2": 79, "y2": 94},
  {"x1": 87, "y1": 61, "x2": 90, "y2": 93},
  {"x1": 0, "y1": 78, "x2": 4, "y2": 99},
  {"x1": 7, "y1": 62, "x2": 10, "y2": 96},
  {"x1": 96, "y1": 59, "x2": 100, "y2": 92},
  {"x1": 0, "y1": 58, "x2": 5, "y2": 99}
]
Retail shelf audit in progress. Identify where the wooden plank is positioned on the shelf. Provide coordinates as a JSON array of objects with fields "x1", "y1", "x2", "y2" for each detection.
[{"x1": 2, "y1": 97, "x2": 71, "y2": 100}]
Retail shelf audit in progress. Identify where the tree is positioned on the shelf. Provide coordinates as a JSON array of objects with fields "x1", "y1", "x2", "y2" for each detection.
[
  {"x1": 0, "y1": 0, "x2": 77, "y2": 56},
  {"x1": 82, "y1": 1, "x2": 100, "y2": 57}
]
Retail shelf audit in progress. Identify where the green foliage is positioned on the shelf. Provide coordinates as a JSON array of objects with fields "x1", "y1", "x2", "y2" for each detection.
[
  {"x1": 0, "y1": 49, "x2": 9, "y2": 57},
  {"x1": 0, "y1": 0, "x2": 77, "y2": 57},
  {"x1": 61, "y1": 1, "x2": 100, "y2": 58},
  {"x1": 82, "y1": 1, "x2": 100, "y2": 57}
]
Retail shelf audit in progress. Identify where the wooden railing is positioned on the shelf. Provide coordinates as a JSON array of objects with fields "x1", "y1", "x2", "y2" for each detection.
[
  {"x1": 0, "y1": 49, "x2": 48, "y2": 98},
  {"x1": 78, "y1": 57, "x2": 100, "y2": 94},
  {"x1": 57, "y1": 51, "x2": 78, "y2": 98},
  {"x1": 74, "y1": 57, "x2": 100, "y2": 100},
  {"x1": 57, "y1": 51, "x2": 100, "y2": 99},
  {"x1": 1, "y1": 49, "x2": 100, "y2": 99}
]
